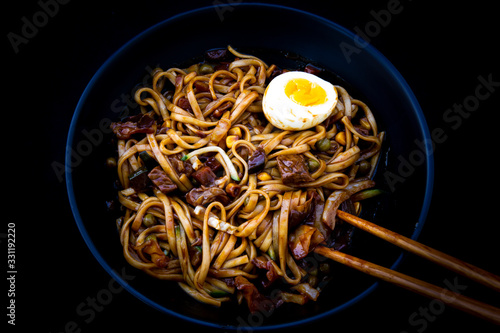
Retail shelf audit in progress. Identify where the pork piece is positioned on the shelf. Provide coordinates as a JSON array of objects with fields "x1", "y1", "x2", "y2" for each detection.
[
  {"x1": 177, "y1": 97, "x2": 192, "y2": 112},
  {"x1": 234, "y1": 276, "x2": 276, "y2": 314},
  {"x1": 185, "y1": 186, "x2": 230, "y2": 206},
  {"x1": 252, "y1": 256, "x2": 280, "y2": 288},
  {"x1": 276, "y1": 154, "x2": 314, "y2": 185},
  {"x1": 128, "y1": 168, "x2": 150, "y2": 193},
  {"x1": 110, "y1": 114, "x2": 155, "y2": 139},
  {"x1": 204, "y1": 48, "x2": 232, "y2": 62},
  {"x1": 247, "y1": 147, "x2": 266, "y2": 174},
  {"x1": 212, "y1": 101, "x2": 233, "y2": 118},
  {"x1": 148, "y1": 166, "x2": 178, "y2": 194},
  {"x1": 194, "y1": 80, "x2": 210, "y2": 93},
  {"x1": 191, "y1": 166, "x2": 216, "y2": 186},
  {"x1": 304, "y1": 63, "x2": 323, "y2": 75},
  {"x1": 199, "y1": 156, "x2": 223, "y2": 173},
  {"x1": 169, "y1": 154, "x2": 193, "y2": 178}
]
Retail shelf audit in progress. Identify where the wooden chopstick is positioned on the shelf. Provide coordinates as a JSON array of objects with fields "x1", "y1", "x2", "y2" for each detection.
[
  {"x1": 336, "y1": 210, "x2": 500, "y2": 292},
  {"x1": 312, "y1": 210, "x2": 500, "y2": 324},
  {"x1": 314, "y1": 246, "x2": 500, "y2": 324}
]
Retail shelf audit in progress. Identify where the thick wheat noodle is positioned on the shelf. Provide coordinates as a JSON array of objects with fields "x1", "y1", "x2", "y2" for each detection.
[{"x1": 112, "y1": 46, "x2": 384, "y2": 309}]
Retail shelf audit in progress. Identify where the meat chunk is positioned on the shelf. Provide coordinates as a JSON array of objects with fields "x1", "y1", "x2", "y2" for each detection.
[
  {"x1": 128, "y1": 168, "x2": 150, "y2": 193},
  {"x1": 204, "y1": 48, "x2": 232, "y2": 62},
  {"x1": 276, "y1": 154, "x2": 314, "y2": 185},
  {"x1": 234, "y1": 276, "x2": 276, "y2": 314},
  {"x1": 148, "y1": 166, "x2": 178, "y2": 194},
  {"x1": 169, "y1": 154, "x2": 193, "y2": 178},
  {"x1": 247, "y1": 147, "x2": 266, "y2": 174},
  {"x1": 199, "y1": 156, "x2": 223, "y2": 173},
  {"x1": 185, "y1": 186, "x2": 230, "y2": 206},
  {"x1": 212, "y1": 101, "x2": 233, "y2": 118},
  {"x1": 303, "y1": 63, "x2": 323, "y2": 75},
  {"x1": 110, "y1": 114, "x2": 155, "y2": 139},
  {"x1": 252, "y1": 256, "x2": 280, "y2": 288},
  {"x1": 191, "y1": 166, "x2": 216, "y2": 186}
]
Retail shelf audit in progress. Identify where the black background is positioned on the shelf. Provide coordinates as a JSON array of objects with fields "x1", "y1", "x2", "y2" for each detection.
[{"x1": 5, "y1": 0, "x2": 500, "y2": 332}]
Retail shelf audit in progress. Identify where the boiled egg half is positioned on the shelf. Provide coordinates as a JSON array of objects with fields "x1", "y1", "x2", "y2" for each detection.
[{"x1": 262, "y1": 71, "x2": 338, "y2": 131}]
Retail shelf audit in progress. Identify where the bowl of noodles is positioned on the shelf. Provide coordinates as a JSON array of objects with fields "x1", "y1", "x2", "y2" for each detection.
[{"x1": 66, "y1": 3, "x2": 433, "y2": 330}]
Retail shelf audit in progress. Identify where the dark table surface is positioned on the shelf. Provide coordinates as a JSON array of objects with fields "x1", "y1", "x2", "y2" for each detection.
[{"x1": 6, "y1": 0, "x2": 500, "y2": 332}]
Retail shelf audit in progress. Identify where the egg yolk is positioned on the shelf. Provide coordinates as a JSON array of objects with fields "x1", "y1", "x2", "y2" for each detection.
[{"x1": 284, "y1": 78, "x2": 327, "y2": 107}]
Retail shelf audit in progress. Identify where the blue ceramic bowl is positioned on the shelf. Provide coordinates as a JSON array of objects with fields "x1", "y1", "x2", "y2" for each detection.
[{"x1": 66, "y1": 3, "x2": 433, "y2": 330}]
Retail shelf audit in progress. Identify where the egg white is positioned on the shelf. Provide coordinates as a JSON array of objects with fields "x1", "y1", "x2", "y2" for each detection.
[{"x1": 262, "y1": 71, "x2": 338, "y2": 131}]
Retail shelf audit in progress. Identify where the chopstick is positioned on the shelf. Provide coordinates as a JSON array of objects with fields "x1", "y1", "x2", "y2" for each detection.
[
  {"x1": 335, "y1": 210, "x2": 500, "y2": 292},
  {"x1": 314, "y1": 246, "x2": 500, "y2": 324},
  {"x1": 313, "y1": 210, "x2": 500, "y2": 324}
]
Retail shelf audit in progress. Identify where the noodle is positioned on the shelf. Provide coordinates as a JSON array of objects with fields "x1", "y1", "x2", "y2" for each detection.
[{"x1": 109, "y1": 46, "x2": 384, "y2": 311}]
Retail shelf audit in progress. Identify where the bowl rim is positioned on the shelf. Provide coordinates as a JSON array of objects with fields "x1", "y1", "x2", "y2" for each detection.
[{"x1": 66, "y1": 2, "x2": 434, "y2": 330}]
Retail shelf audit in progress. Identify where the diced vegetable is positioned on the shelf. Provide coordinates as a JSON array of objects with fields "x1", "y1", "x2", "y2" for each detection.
[
  {"x1": 207, "y1": 217, "x2": 238, "y2": 234},
  {"x1": 143, "y1": 213, "x2": 156, "y2": 228},
  {"x1": 267, "y1": 246, "x2": 276, "y2": 261},
  {"x1": 335, "y1": 132, "x2": 346, "y2": 146},
  {"x1": 257, "y1": 172, "x2": 272, "y2": 181},
  {"x1": 315, "y1": 138, "x2": 331, "y2": 151},
  {"x1": 288, "y1": 225, "x2": 325, "y2": 260},
  {"x1": 142, "y1": 235, "x2": 168, "y2": 268},
  {"x1": 225, "y1": 182, "x2": 242, "y2": 197},
  {"x1": 186, "y1": 63, "x2": 199, "y2": 73},
  {"x1": 350, "y1": 188, "x2": 386, "y2": 202},
  {"x1": 188, "y1": 156, "x2": 204, "y2": 170},
  {"x1": 291, "y1": 283, "x2": 320, "y2": 301},
  {"x1": 280, "y1": 292, "x2": 307, "y2": 305},
  {"x1": 199, "y1": 63, "x2": 214, "y2": 74},
  {"x1": 357, "y1": 160, "x2": 371, "y2": 175},
  {"x1": 139, "y1": 151, "x2": 158, "y2": 170},
  {"x1": 106, "y1": 157, "x2": 117, "y2": 168},
  {"x1": 228, "y1": 127, "x2": 242, "y2": 137},
  {"x1": 226, "y1": 135, "x2": 240, "y2": 148},
  {"x1": 307, "y1": 158, "x2": 320, "y2": 172},
  {"x1": 209, "y1": 290, "x2": 230, "y2": 298}
]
